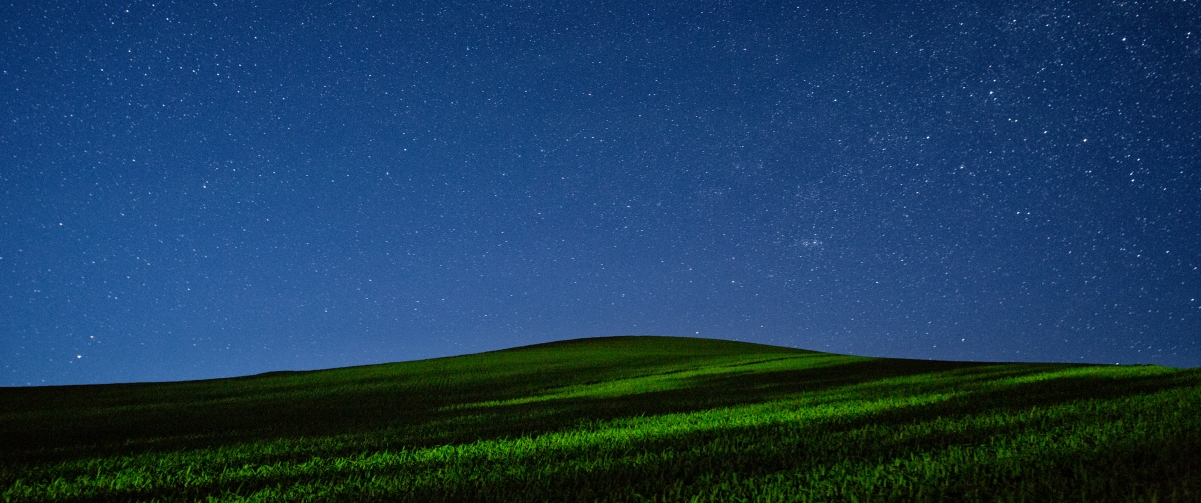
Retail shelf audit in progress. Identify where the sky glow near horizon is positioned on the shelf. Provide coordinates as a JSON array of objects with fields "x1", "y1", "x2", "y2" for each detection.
[{"x1": 2, "y1": 0, "x2": 1200, "y2": 386}]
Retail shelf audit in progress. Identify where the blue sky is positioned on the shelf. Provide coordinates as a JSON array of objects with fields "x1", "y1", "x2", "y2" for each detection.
[{"x1": 2, "y1": 0, "x2": 1199, "y2": 385}]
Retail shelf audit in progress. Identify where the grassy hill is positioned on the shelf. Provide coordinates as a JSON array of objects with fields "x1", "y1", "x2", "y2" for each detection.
[{"x1": 2, "y1": 336, "x2": 1199, "y2": 502}]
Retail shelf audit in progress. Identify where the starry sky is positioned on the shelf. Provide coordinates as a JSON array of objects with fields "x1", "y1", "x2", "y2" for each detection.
[{"x1": 3, "y1": 0, "x2": 1200, "y2": 386}]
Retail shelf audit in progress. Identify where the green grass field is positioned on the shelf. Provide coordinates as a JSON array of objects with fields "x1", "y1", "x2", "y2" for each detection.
[{"x1": 2, "y1": 336, "x2": 1199, "y2": 502}]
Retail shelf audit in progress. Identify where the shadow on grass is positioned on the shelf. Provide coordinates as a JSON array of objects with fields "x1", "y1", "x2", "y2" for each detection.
[
  {"x1": 21, "y1": 363, "x2": 1201, "y2": 503},
  {"x1": 436, "y1": 360, "x2": 1195, "y2": 446},
  {"x1": 6, "y1": 351, "x2": 1192, "y2": 468}
]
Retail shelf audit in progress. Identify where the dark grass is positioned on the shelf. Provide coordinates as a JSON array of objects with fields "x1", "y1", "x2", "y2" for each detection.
[{"x1": 2, "y1": 336, "x2": 1199, "y2": 501}]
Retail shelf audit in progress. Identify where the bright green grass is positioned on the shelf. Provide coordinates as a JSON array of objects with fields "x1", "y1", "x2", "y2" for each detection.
[{"x1": 2, "y1": 336, "x2": 1198, "y2": 502}]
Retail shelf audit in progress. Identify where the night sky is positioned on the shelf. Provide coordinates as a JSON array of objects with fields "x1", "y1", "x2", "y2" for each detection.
[{"x1": 3, "y1": 1, "x2": 1200, "y2": 386}]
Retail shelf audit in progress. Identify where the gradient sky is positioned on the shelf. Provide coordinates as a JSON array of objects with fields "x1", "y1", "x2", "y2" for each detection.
[{"x1": 3, "y1": 0, "x2": 1199, "y2": 386}]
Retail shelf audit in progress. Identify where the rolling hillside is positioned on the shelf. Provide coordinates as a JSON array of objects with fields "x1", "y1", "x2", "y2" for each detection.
[{"x1": 2, "y1": 336, "x2": 1199, "y2": 501}]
